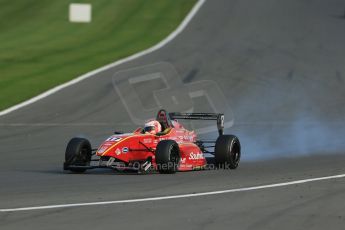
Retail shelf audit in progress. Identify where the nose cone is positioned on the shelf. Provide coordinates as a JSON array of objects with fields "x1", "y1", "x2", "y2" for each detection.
[{"x1": 96, "y1": 134, "x2": 132, "y2": 156}]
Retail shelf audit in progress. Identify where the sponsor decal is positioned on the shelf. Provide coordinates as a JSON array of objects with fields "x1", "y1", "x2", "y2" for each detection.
[
  {"x1": 183, "y1": 135, "x2": 194, "y2": 141},
  {"x1": 143, "y1": 138, "x2": 152, "y2": 144},
  {"x1": 122, "y1": 147, "x2": 129, "y2": 153},
  {"x1": 180, "y1": 158, "x2": 186, "y2": 163},
  {"x1": 98, "y1": 146, "x2": 108, "y2": 154},
  {"x1": 115, "y1": 148, "x2": 121, "y2": 155},
  {"x1": 188, "y1": 152, "x2": 204, "y2": 160}
]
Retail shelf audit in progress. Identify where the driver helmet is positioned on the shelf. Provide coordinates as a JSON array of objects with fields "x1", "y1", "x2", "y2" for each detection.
[{"x1": 144, "y1": 120, "x2": 162, "y2": 135}]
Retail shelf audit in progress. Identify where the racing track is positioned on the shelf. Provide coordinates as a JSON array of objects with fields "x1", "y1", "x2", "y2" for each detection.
[{"x1": 1, "y1": 0, "x2": 345, "y2": 229}]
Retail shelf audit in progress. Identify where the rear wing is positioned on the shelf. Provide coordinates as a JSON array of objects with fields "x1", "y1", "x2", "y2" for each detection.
[{"x1": 169, "y1": 112, "x2": 225, "y2": 136}]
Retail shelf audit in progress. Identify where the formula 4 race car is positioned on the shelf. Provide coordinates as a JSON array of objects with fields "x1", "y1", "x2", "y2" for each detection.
[{"x1": 63, "y1": 109, "x2": 241, "y2": 174}]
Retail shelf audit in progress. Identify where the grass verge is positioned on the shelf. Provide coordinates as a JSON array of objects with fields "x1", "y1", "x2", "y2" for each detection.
[{"x1": 0, "y1": 0, "x2": 197, "y2": 111}]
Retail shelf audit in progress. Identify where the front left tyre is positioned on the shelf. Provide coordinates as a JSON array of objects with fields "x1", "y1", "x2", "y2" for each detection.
[{"x1": 64, "y1": 137, "x2": 92, "y2": 173}]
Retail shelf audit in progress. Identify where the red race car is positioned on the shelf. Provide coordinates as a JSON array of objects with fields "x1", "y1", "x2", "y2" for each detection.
[{"x1": 63, "y1": 109, "x2": 241, "y2": 174}]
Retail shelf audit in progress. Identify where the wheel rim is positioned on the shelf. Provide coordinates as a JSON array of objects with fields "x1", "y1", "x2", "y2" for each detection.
[
  {"x1": 231, "y1": 140, "x2": 240, "y2": 166},
  {"x1": 169, "y1": 145, "x2": 180, "y2": 165},
  {"x1": 77, "y1": 147, "x2": 90, "y2": 164}
]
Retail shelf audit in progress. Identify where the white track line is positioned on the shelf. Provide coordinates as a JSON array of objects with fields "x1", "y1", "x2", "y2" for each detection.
[
  {"x1": 0, "y1": 0, "x2": 206, "y2": 117},
  {"x1": 1, "y1": 173, "x2": 344, "y2": 213}
]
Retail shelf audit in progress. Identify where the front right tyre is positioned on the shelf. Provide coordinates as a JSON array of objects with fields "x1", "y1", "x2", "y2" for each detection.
[{"x1": 64, "y1": 137, "x2": 92, "y2": 173}]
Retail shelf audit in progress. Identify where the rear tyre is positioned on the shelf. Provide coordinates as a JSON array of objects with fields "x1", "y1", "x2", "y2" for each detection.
[
  {"x1": 215, "y1": 135, "x2": 241, "y2": 169},
  {"x1": 64, "y1": 137, "x2": 92, "y2": 173},
  {"x1": 155, "y1": 140, "x2": 180, "y2": 174}
]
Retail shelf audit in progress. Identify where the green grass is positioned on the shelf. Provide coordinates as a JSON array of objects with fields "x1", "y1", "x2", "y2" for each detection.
[{"x1": 0, "y1": 0, "x2": 196, "y2": 111}]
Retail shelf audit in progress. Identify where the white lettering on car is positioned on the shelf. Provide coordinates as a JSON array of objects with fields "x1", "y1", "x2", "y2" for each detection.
[
  {"x1": 106, "y1": 137, "x2": 122, "y2": 142},
  {"x1": 188, "y1": 152, "x2": 204, "y2": 160},
  {"x1": 143, "y1": 138, "x2": 152, "y2": 144}
]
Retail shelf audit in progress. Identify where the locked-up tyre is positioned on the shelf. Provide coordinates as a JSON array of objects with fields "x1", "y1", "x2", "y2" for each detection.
[{"x1": 215, "y1": 135, "x2": 241, "y2": 169}]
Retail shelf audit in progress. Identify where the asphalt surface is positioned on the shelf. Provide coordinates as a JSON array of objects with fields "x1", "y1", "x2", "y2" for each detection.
[{"x1": 1, "y1": 0, "x2": 345, "y2": 229}]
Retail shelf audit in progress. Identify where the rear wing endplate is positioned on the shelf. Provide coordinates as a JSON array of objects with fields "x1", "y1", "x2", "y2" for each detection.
[{"x1": 169, "y1": 112, "x2": 225, "y2": 136}]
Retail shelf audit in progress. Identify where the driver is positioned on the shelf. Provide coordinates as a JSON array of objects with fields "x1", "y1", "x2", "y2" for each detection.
[{"x1": 143, "y1": 119, "x2": 162, "y2": 135}]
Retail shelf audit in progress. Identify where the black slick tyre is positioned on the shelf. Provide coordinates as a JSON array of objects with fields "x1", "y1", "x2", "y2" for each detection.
[
  {"x1": 155, "y1": 140, "x2": 180, "y2": 174},
  {"x1": 215, "y1": 135, "x2": 241, "y2": 169},
  {"x1": 64, "y1": 137, "x2": 92, "y2": 173}
]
